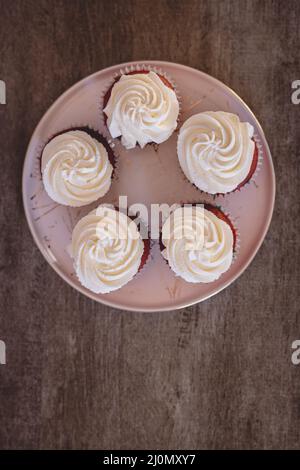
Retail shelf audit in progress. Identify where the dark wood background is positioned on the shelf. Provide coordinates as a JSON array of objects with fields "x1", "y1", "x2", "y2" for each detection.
[{"x1": 0, "y1": 0, "x2": 299, "y2": 450}]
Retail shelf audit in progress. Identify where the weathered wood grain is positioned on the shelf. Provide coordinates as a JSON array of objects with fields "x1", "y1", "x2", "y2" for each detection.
[{"x1": 0, "y1": 0, "x2": 299, "y2": 450}]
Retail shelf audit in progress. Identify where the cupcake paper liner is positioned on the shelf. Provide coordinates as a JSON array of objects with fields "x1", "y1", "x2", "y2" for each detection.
[
  {"x1": 251, "y1": 133, "x2": 264, "y2": 182},
  {"x1": 99, "y1": 63, "x2": 182, "y2": 148}
]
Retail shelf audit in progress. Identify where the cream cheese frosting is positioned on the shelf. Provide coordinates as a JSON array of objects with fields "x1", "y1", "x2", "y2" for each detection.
[
  {"x1": 103, "y1": 71, "x2": 179, "y2": 149},
  {"x1": 177, "y1": 111, "x2": 255, "y2": 194},
  {"x1": 42, "y1": 130, "x2": 113, "y2": 207},
  {"x1": 161, "y1": 206, "x2": 234, "y2": 283},
  {"x1": 71, "y1": 206, "x2": 144, "y2": 294}
]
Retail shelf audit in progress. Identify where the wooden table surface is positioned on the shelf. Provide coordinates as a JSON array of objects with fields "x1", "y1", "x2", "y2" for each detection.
[{"x1": 0, "y1": 0, "x2": 299, "y2": 450}]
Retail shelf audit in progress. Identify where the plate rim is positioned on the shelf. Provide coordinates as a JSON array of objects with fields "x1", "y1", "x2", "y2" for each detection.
[{"x1": 22, "y1": 60, "x2": 276, "y2": 312}]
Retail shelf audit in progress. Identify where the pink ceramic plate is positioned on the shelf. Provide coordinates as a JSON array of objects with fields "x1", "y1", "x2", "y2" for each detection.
[{"x1": 22, "y1": 61, "x2": 275, "y2": 312}]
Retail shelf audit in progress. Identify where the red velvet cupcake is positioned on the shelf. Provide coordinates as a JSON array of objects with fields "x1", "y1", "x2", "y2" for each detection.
[
  {"x1": 177, "y1": 111, "x2": 261, "y2": 194},
  {"x1": 160, "y1": 203, "x2": 236, "y2": 283},
  {"x1": 71, "y1": 205, "x2": 150, "y2": 294},
  {"x1": 103, "y1": 68, "x2": 179, "y2": 149},
  {"x1": 41, "y1": 127, "x2": 115, "y2": 207}
]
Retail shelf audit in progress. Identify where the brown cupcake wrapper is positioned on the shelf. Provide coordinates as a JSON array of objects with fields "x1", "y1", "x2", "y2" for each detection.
[{"x1": 100, "y1": 63, "x2": 182, "y2": 149}]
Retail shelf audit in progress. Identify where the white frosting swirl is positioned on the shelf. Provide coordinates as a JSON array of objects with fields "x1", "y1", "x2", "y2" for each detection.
[
  {"x1": 177, "y1": 111, "x2": 255, "y2": 194},
  {"x1": 103, "y1": 71, "x2": 179, "y2": 149},
  {"x1": 42, "y1": 130, "x2": 113, "y2": 206},
  {"x1": 161, "y1": 206, "x2": 234, "y2": 283},
  {"x1": 71, "y1": 206, "x2": 144, "y2": 293}
]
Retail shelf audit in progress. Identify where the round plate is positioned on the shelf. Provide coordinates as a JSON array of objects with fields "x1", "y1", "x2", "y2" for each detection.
[{"x1": 22, "y1": 61, "x2": 275, "y2": 312}]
